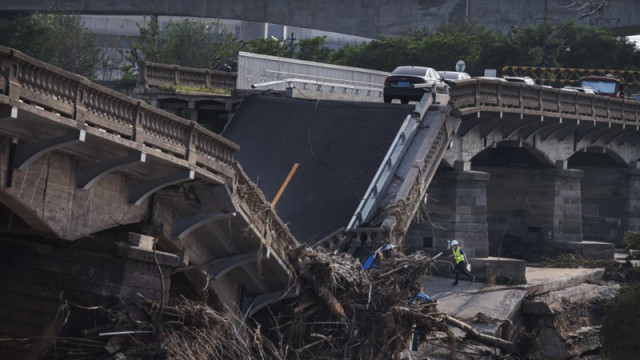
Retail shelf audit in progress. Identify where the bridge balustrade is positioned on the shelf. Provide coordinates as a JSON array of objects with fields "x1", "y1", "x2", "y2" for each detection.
[
  {"x1": 0, "y1": 46, "x2": 238, "y2": 180},
  {"x1": 575, "y1": 93, "x2": 594, "y2": 117},
  {"x1": 499, "y1": 83, "x2": 520, "y2": 108},
  {"x1": 450, "y1": 79, "x2": 640, "y2": 126},
  {"x1": 138, "y1": 61, "x2": 237, "y2": 92},
  {"x1": 521, "y1": 86, "x2": 542, "y2": 110},
  {"x1": 559, "y1": 91, "x2": 578, "y2": 115},
  {"x1": 540, "y1": 88, "x2": 560, "y2": 113}
]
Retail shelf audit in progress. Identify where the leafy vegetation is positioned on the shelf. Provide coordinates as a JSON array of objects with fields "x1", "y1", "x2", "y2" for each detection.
[
  {"x1": 622, "y1": 231, "x2": 640, "y2": 249},
  {"x1": 1, "y1": 11, "x2": 639, "y2": 92},
  {"x1": 0, "y1": 10, "x2": 100, "y2": 79},
  {"x1": 243, "y1": 37, "x2": 293, "y2": 58},
  {"x1": 120, "y1": 17, "x2": 640, "y2": 78},
  {"x1": 121, "y1": 16, "x2": 241, "y2": 85},
  {"x1": 540, "y1": 253, "x2": 607, "y2": 268},
  {"x1": 601, "y1": 283, "x2": 640, "y2": 359},
  {"x1": 169, "y1": 85, "x2": 231, "y2": 96}
]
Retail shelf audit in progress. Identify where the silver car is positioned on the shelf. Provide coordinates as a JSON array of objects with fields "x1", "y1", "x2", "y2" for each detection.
[
  {"x1": 438, "y1": 71, "x2": 471, "y2": 84},
  {"x1": 503, "y1": 76, "x2": 536, "y2": 85}
]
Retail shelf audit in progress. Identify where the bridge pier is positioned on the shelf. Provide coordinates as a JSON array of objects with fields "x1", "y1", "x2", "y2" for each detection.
[
  {"x1": 550, "y1": 163, "x2": 584, "y2": 244},
  {"x1": 575, "y1": 162, "x2": 640, "y2": 246},
  {"x1": 625, "y1": 162, "x2": 640, "y2": 234},
  {"x1": 407, "y1": 162, "x2": 490, "y2": 259},
  {"x1": 477, "y1": 164, "x2": 584, "y2": 261}
]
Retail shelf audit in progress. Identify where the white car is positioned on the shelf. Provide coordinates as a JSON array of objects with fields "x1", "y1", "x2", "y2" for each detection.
[
  {"x1": 475, "y1": 76, "x2": 507, "y2": 81},
  {"x1": 438, "y1": 71, "x2": 471, "y2": 84},
  {"x1": 562, "y1": 86, "x2": 596, "y2": 94},
  {"x1": 503, "y1": 76, "x2": 536, "y2": 85}
]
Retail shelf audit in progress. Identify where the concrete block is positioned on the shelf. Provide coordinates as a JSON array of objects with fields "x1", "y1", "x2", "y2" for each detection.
[
  {"x1": 468, "y1": 257, "x2": 527, "y2": 285},
  {"x1": 128, "y1": 232, "x2": 155, "y2": 250},
  {"x1": 552, "y1": 241, "x2": 615, "y2": 262},
  {"x1": 579, "y1": 241, "x2": 615, "y2": 261}
]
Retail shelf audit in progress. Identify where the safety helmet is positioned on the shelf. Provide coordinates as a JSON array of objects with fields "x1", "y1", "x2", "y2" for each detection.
[{"x1": 451, "y1": 240, "x2": 459, "y2": 246}]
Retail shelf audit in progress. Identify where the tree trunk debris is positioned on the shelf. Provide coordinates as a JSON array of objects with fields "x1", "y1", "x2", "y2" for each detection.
[{"x1": 8, "y1": 245, "x2": 519, "y2": 359}]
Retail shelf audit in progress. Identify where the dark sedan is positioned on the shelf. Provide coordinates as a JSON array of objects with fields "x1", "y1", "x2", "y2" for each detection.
[{"x1": 383, "y1": 66, "x2": 443, "y2": 104}]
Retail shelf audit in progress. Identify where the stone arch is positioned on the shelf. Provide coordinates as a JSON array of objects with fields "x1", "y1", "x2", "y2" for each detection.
[
  {"x1": 568, "y1": 146, "x2": 629, "y2": 246},
  {"x1": 470, "y1": 140, "x2": 555, "y2": 169},
  {"x1": 471, "y1": 140, "x2": 576, "y2": 261},
  {"x1": 193, "y1": 98, "x2": 236, "y2": 133},
  {"x1": 569, "y1": 146, "x2": 628, "y2": 167},
  {"x1": 156, "y1": 97, "x2": 191, "y2": 119}
]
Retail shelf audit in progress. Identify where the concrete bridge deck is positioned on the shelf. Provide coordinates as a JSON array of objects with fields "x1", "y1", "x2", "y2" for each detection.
[{"x1": 222, "y1": 95, "x2": 412, "y2": 242}]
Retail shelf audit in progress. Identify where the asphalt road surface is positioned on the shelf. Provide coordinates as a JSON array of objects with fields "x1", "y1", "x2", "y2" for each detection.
[{"x1": 222, "y1": 95, "x2": 412, "y2": 243}]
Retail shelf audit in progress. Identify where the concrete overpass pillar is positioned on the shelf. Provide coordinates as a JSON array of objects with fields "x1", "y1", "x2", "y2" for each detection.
[{"x1": 407, "y1": 161, "x2": 489, "y2": 258}]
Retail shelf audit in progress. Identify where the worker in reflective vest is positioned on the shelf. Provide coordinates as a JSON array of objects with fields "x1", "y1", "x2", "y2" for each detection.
[{"x1": 450, "y1": 240, "x2": 474, "y2": 285}]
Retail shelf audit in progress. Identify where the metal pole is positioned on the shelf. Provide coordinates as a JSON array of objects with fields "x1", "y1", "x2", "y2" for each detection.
[{"x1": 290, "y1": 32, "x2": 295, "y2": 58}]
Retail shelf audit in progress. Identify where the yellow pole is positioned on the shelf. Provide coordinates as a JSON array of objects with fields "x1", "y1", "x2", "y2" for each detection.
[{"x1": 271, "y1": 163, "x2": 299, "y2": 207}]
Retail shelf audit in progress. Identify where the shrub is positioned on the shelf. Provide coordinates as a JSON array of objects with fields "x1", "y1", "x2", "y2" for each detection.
[
  {"x1": 601, "y1": 283, "x2": 640, "y2": 359},
  {"x1": 622, "y1": 231, "x2": 640, "y2": 249}
]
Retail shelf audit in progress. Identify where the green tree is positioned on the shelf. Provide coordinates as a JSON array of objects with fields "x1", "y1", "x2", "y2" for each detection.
[
  {"x1": 405, "y1": 21, "x2": 488, "y2": 74},
  {"x1": 556, "y1": 21, "x2": 639, "y2": 69},
  {"x1": 0, "y1": 11, "x2": 100, "y2": 79},
  {"x1": 122, "y1": 16, "x2": 241, "y2": 83},
  {"x1": 243, "y1": 37, "x2": 291, "y2": 57},
  {"x1": 329, "y1": 20, "x2": 639, "y2": 77},
  {"x1": 297, "y1": 36, "x2": 333, "y2": 62},
  {"x1": 330, "y1": 36, "x2": 413, "y2": 72},
  {"x1": 328, "y1": 20, "x2": 520, "y2": 76},
  {"x1": 507, "y1": 21, "x2": 640, "y2": 69}
]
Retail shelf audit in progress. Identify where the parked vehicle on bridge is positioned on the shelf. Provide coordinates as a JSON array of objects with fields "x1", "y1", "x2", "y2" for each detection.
[
  {"x1": 577, "y1": 75, "x2": 624, "y2": 98},
  {"x1": 503, "y1": 76, "x2": 536, "y2": 85},
  {"x1": 437, "y1": 71, "x2": 471, "y2": 84},
  {"x1": 474, "y1": 76, "x2": 507, "y2": 81},
  {"x1": 383, "y1": 66, "x2": 443, "y2": 104},
  {"x1": 561, "y1": 86, "x2": 596, "y2": 94}
]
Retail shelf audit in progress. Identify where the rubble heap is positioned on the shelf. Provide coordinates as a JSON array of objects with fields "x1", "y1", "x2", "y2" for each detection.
[{"x1": 31, "y1": 246, "x2": 444, "y2": 359}]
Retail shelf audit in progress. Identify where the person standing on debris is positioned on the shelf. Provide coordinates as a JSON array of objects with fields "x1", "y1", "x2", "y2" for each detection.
[{"x1": 450, "y1": 240, "x2": 474, "y2": 285}]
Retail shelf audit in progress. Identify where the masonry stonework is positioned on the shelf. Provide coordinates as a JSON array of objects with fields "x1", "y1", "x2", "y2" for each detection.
[
  {"x1": 476, "y1": 166, "x2": 583, "y2": 261},
  {"x1": 407, "y1": 166, "x2": 489, "y2": 258},
  {"x1": 576, "y1": 165, "x2": 637, "y2": 246}
]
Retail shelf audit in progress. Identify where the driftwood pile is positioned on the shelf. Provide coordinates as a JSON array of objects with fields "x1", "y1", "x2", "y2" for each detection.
[
  {"x1": 251, "y1": 245, "x2": 442, "y2": 360},
  {"x1": 22, "y1": 245, "x2": 516, "y2": 359}
]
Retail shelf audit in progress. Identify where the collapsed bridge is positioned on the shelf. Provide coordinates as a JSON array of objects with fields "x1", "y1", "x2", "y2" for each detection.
[{"x1": 1, "y1": 47, "x2": 640, "y2": 357}]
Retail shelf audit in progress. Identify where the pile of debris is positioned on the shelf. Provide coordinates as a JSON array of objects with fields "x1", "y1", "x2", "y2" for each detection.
[
  {"x1": 25, "y1": 246, "x2": 516, "y2": 359},
  {"x1": 256, "y1": 245, "x2": 440, "y2": 359}
]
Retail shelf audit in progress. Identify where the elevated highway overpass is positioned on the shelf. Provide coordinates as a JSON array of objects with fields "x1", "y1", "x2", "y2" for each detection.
[
  {"x1": 2, "y1": 46, "x2": 640, "y2": 356},
  {"x1": 1, "y1": 0, "x2": 639, "y2": 37}
]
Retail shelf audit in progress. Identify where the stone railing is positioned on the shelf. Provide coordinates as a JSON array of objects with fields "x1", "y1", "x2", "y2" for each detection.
[
  {"x1": 449, "y1": 78, "x2": 640, "y2": 125},
  {"x1": 0, "y1": 46, "x2": 238, "y2": 181},
  {"x1": 316, "y1": 93, "x2": 458, "y2": 253},
  {"x1": 138, "y1": 61, "x2": 237, "y2": 92}
]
